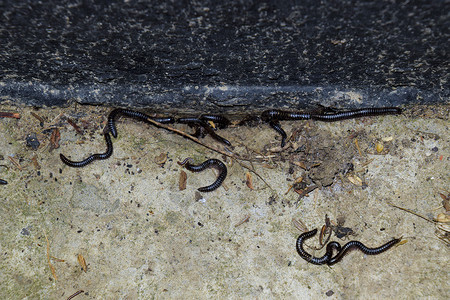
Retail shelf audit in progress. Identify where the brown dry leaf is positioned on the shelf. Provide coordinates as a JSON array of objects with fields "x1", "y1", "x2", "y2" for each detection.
[
  {"x1": 31, "y1": 155, "x2": 41, "y2": 170},
  {"x1": 347, "y1": 174, "x2": 363, "y2": 186},
  {"x1": 179, "y1": 170, "x2": 187, "y2": 191},
  {"x1": 77, "y1": 254, "x2": 88, "y2": 272},
  {"x1": 436, "y1": 213, "x2": 450, "y2": 223},
  {"x1": 50, "y1": 127, "x2": 60, "y2": 151},
  {"x1": 440, "y1": 193, "x2": 450, "y2": 211},
  {"x1": 154, "y1": 152, "x2": 167, "y2": 165},
  {"x1": 0, "y1": 112, "x2": 21, "y2": 119},
  {"x1": 292, "y1": 161, "x2": 307, "y2": 170},
  {"x1": 376, "y1": 142, "x2": 384, "y2": 153},
  {"x1": 245, "y1": 172, "x2": 254, "y2": 190}
]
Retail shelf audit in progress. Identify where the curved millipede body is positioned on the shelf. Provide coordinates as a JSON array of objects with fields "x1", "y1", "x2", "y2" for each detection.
[
  {"x1": 0, "y1": 179, "x2": 7, "y2": 185},
  {"x1": 107, "y1": 108, "x2": 175, "y2": 138},
  {"x1": 60, "y1": 133, "x2": 113, "y2": 168},
  {"x1": 177, "y1": 117, "x2": 231, "y2": 146},
  {"x1": 296, "y1": 229, "x2": 341, "y2": 265},
  {"x1": 261, "y1": 110, "x2": 311, "y2": 147},
  {"x1": 269, "y1": 121, "x2": 287, "y2": 147},
  {"x1": 178, "y1": 158, "x2": 227, "y2": 192},
  {"x1": 311, "y1": 107, "x2": 402, "y2": 122},
  {"x1": 327, "y1": 238, "x2": 401, "y2": 265},
  {"x1": 199, "y1": 114, "x2": 231, "y2": 129}
]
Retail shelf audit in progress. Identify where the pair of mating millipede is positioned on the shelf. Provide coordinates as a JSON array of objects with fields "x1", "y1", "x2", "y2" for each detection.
[
  {"x1": 178, "y1": 158, "x2": 227, "y2": 192},
  {"x1": 262, "y1": 107, "x2": 402, "y2": 147},
  {"x1": 296, "y1": 228, "x2": 401, "y2": 265}
]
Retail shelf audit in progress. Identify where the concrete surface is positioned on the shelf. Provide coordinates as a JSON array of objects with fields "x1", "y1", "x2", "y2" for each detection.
[
  {"x1": 2, "y1": 1, "x2": 448, "y2": 109},
  {"x1": 0, "y1": 104, "x2": 448, "y2": 299}
]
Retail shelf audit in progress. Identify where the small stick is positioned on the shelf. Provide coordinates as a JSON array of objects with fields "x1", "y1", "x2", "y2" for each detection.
[
  {"x1": 388, "y1": 202, "x2": 436, "y2": 223},
  {"x1": 354, "y1": 138, "x2": 362, "y2": 156},
  {"x1": 234, "y1": 215, "x2": 250, "y2": 227},
  {"x1": 0, "y1": 112, "x2": 20, "y2": 119},
  {"x1": 67, "y1": 118, "x2": 83, "y2": 134},
  {"x1": 67, "y1": 290, "x2": 84, "y2": 300}
]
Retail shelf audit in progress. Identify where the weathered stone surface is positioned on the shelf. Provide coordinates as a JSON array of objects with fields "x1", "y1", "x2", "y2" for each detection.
[{"x1": 1, "y1": 1, "x2": 448, "y2": 111}]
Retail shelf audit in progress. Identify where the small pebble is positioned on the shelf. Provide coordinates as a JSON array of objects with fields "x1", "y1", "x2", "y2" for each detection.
[{"x1": 26, "y1": 133, "x2": 40, "y2": 150}]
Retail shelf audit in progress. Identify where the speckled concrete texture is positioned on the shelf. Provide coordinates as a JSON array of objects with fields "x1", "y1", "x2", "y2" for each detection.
[
  {"x1": 0, "y1": 104, "x2": 448, "y2": 299},
  {"x1": 1, "y1": 1, "x2": 448, "y2": 109}
]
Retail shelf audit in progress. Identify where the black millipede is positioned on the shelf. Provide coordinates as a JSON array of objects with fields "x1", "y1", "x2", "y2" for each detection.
[
  {"x1": 199, "y1": 114, "x2": 231, "y2": 129},
  {"x1": 268, "y1": 121, "x2": 288, "y2": 148},
  {"x1": 311, "y1": 107, "x2": 402, "y2": 122},
  {"x1": 177, "y1": 117, "x2": 232, "y2": 146},
  {"x1": 261, "y1": 109, "x2": 311, "y2": 121},
  {"x1": 107, "y1": 108, "x2": 175, "y2": 138},
  {"x1": 261, "y1": 110, "x2": 311, "y2": 147},
  {"x1": 296, "y1": 229, "x2": 342, "y2": 265},
  {"x1": 327, "y1": 237, "x2": 401, "y2": 265},
  {"x1": 60, "y1": 132, "x2": 113, "y2": 168},
  {"x1": 0, "y1": 179, "x2": 7, "y2": 185},
  {"x1": 177, "y1": 158, "x2": 227, "y2": 192}
]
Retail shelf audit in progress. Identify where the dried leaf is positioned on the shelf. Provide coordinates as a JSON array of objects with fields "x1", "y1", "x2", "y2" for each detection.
[
  {"x1": 436, "y1": 213, "x2": 450, "y2": 223},
  {"x1": 376, "y1": 142, "x2": 384, "y2": 153},
  {"x1": 154, "y1": 152, "x2": 167, "y2": 165},
  {"x1": 77, "y1": 254, "x2": 87, "y2": 272},
  {"x1": 31, "y1": 155, "x2": 41, "y2": 170},
  {"x1": 50, "y1": 128, "x2": 60, "y2": 151},
  {"x1": 347, "y1": 174, "x2": 363, "y2": 186},
  {"x1": 439, "y1": 193, "x2": 450, "y2": 212},
  {"x1": 0, "y1": 112, "x2": 20, "y2": 119},
  {"x1": 292, "y1": 161, "x2": 307, "y2": 170},
  {"x1": 179, "y1": 170, "x2": 187, "y2": 191},
  {"x1": 245, "y1": 172, "x2": 254, "y2": 190}
]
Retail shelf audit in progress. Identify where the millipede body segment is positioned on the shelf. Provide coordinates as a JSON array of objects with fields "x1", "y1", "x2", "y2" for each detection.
[
  {"x1": 60, "y1": 132, "x2": 113, "y2": 167},
  {"x1": 178, "y1": 158, "x2": 227, "y2": 192}
]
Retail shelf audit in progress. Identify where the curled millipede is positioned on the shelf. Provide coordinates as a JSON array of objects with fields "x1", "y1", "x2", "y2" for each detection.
[
  {"x1": 296, "y1": 229, "x2": 340, "y2": 265},
  {"x1": 60, "y1": 133, "x2": 113, "y2": 168},
  {"x1": 327, "y1": 238, "x2": 401, "y2": 265},
  {"x1": 178, "y1": 158, "x2": 227, "y2": 192},
  {"x1": 296, "y1": 228, "x2": 401, "y2": 265},
  {"x1": 296, "y1": 229, "x2": 341, "y2": 265}
]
